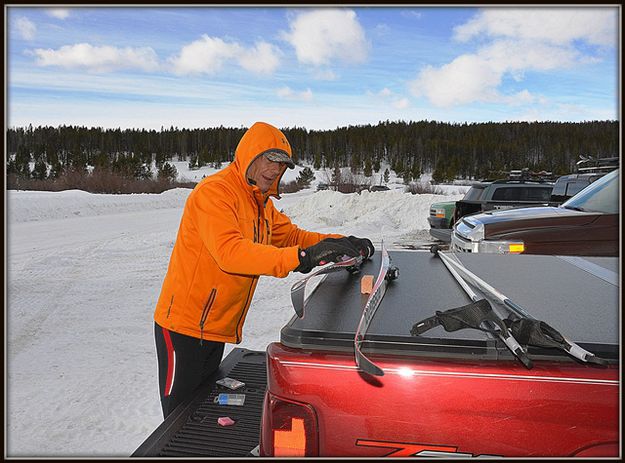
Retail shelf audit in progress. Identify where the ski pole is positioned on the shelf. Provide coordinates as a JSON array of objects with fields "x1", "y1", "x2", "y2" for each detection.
[
  {"x1": 431, "y1": 245, "x2": 532, "y2": 369},
  {"x1": 435, "y1": 247, "x2": 604, "y2": 365}
]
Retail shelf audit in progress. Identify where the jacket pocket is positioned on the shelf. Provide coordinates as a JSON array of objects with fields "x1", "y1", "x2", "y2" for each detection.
[
  {"x1": 166, "y1": 294, "x2": 174, "y2": 318},
  {"x1": 199, "y1": 288, "x2": 217, "y2": 344}
]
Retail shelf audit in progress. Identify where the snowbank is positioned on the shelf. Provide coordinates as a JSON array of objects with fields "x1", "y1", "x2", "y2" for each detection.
[{"x1": 7, "y1": 188, "x2": 191, "y2": 223}]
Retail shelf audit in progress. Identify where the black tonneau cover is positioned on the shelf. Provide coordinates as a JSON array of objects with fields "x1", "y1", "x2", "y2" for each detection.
[{"x1": 281, "y1": 251, "x2": 619, "y2": 362}]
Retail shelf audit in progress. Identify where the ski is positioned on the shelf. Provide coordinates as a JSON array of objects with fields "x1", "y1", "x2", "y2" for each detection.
[
  {"x1": 291, "y1": 255, "x2": 364, "y2": 318},
  {"x1": 354, "y1": 242, "x2": 399, "y2": 376}
]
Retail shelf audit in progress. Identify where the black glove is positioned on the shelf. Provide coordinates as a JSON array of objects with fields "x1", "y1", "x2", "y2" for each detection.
[
  {"x1": 346, "y1": 236, "x2": 375, "y2": 260},
  {"x1": 295, "y1": 237, "x2": 360, "y2": 273}
]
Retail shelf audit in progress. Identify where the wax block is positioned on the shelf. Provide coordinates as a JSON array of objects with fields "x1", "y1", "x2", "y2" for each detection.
[
  {"x1": 361, "y1": 274, "x2": 374, "y2": 294},
  {"x1": 218, "y1": 416, "x2": 236, "y2": 427}
]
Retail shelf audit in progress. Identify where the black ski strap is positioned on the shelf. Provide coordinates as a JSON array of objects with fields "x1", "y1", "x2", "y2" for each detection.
[
  {"x1": 504, "y1": 318, "x2": 608, "y2": 366},
  {"x1": 411, "y1": 299, "x2": 505, "y2": 337}
]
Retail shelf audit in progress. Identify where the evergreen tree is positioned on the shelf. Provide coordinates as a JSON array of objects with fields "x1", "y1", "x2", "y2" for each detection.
[
  {"x1": 411, "y1": 163, "x2": 422, "y2": 182},
  {"x1": 198, "y1": 146, "x2": 210, "y2": 167},
  {"x1": 15, "y1": 145, "x2": 31, "y2": 177},
  {"x1": 32, "y1": 159, "x2": 48, "y2": 180},
  {"x1": 6, "y1": 158, "x2": 17, "y2": 175},
  {"x1": 49, "y1": 160, "x2": 64, "y2": 179},
  {"x1": 295, "y1": 166, "x2": 315, "y2": 187},
  {"x1": 158, "y1": 162, "x2": 178, "y2": 183},
  {"x1": 363, "y1": 158, "x2": 373, "y2": 177},
  {"x1": 402, "y1": 168, "x2": 413, "y2": 184},
  {"x1": 313, "y1": 153, "x2": 322, "y2": 170},
  {"x1": 331, "y1": 164, "x2": 342, "y2": 190}
]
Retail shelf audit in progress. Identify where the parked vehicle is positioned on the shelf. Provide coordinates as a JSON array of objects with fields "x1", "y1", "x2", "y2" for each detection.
[
  {"x1": 135, "y1": 251, "x2": 619, "y2": 458},
  {"x1": 428, "y1": 175, "x2": 554, "y2": 242},
  {"x1": 451, "y1": 168, "x2": 619, "y2": 256},
  {"x1": 549, "y1": 157, "x2": 618, "y2": 203}
]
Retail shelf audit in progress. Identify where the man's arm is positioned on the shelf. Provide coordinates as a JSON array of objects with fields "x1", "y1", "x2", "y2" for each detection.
[
  {"x1": 190, "y1": 183, "x2": 300, "y2": 278},
  {"x1": 268, "y1": 200, "x2": 342, "y2": 249}
]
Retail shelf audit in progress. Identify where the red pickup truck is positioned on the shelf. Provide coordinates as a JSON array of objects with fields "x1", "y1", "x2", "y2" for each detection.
[
  {"x1": 259, "y1": 251, "x2": 619, "y2": 457},
  {"x1": 135, "y1": 251, "x2": 619, "y2": 458}
]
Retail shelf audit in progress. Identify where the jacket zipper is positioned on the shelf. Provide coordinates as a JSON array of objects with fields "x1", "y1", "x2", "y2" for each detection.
[
  {"x1": 199, "y1": 288, "x2": 217, "y2": 345},
  {"x1": 257, "y1": 204, "x2": 262, "y2": 244},
  {"x1": 166, "y1": 295, "x2": 174, "y2": 318},
  {"x1": 235, "y1": 277, "x2": 257, "y2": 343},
  {"x1": 265, "y1": 218, "x2": 270, "y2": 244},
  {"x1": 234, "y1": 202, "x2": 263, "y2": 343}
]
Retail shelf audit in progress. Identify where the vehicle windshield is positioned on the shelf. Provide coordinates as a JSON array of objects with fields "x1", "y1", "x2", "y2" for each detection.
[
  {"x1": 463, "y1": 185, "x2": 488, "y2": 201},
  {"x1": 561, "y1": 169, "x2": 619, "y2": 214}
]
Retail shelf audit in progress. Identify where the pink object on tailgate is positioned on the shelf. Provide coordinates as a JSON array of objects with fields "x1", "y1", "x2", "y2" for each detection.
[{"x1": 218, "y1": 416, "x2": 236, "y2": 427}]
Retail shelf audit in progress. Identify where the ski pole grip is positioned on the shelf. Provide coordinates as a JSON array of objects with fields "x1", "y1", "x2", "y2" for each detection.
[
  {"x1": 568, "y1": 343, "x2": 608, "y2": 366},
  {"x1": 503, "y1": 335, "x2": 533, "y2": 369}
]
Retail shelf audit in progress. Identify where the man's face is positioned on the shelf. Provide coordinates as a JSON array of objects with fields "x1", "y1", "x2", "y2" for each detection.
[{"x1": 247, "y1": 154, "x2": 285, "y2": 193}]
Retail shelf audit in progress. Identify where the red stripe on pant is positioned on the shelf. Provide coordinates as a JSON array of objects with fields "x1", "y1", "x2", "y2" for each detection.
[{"x1": 162, "y1": 327, "x2": 175, "y2": 397}]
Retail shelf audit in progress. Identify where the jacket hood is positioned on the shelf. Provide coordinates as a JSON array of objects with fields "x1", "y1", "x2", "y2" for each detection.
[{"x1": 233, "y1": 121, "x2": 293, "y2": 199}]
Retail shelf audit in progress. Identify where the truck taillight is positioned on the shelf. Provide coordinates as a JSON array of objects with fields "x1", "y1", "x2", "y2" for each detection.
[{"x1": 264, "y1": 392, "x2": 318, "y2": 457}]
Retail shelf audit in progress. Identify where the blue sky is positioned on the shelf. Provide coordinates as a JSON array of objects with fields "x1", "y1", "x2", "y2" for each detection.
[{"x1": 6, "y1": 6, "x2": 620, "y2": 130}]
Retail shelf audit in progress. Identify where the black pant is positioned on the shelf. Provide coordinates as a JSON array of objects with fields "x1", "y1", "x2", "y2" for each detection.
[{"x1": 154, "y1": 322, "x2": 225, "y2": 419}]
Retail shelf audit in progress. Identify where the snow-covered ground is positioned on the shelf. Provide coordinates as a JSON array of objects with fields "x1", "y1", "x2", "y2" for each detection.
[{"x1": 5, "y1": 163, "x2": 468, "y2": 457}]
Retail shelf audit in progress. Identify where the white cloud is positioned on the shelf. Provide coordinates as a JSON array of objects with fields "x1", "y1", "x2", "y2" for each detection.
[
  {"x1": 169, "y1": 35, "x2": 280, "y2": 76},
  {"x1": 46, "y1": 8, "x2": 70, "y2": 20},
  {"x1": 277, "y1": 87, "x2": 313, "y2": 102},
  {"x1": 408, "y1": 39, "x2": 581, "y2": 107},
  {"x1": 238, "y1": 42, "x2": 281, "y2": 74},
  {"x1": 502, "y1": 90, "x2": 536, "y2": 106},
  {"x1": 169, "y1": 36, "x2": 240, "y2": 75},
  {"x1": 282, "y1": 9, "x2": 368, "y2": 66},
  {"x1": 15, "y1": 17, "x2": 36, "y2": 40},
  {"x1": 32, "y1": 43, "x2": 160, "y2": 72},
  {"x1": 410, "y1": 55, "x2": 502, "y2": 107},
  {"x1": 410, "y1": 7, "x2": 617, "y2": 108},
  {"x1": 366, "y1": 87, "x2": 409, "y2": 110},
  {"x1": 479, "y1": 39, "x2": 580, "y2": 73},
  {"x1": 401, "y1": 10, "x2": 423, "y2": 20},
  {"x1": 393, "y1": 98, "x2": 410, "y2": 109},
  {"x1": 454, "y1": 8, "x2": 617, "y2": 47}
]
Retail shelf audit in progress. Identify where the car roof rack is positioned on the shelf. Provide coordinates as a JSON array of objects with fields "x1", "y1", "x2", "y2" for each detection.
[
  {"x1": 507, "y1": 168, "x2": 554, "y2": 182},
  {"x1": 480, "y1": 168, "x2": 555, "y2": 183},
  {"x1": 575, "y1": 156, "x2": 619, "y2": 174}
]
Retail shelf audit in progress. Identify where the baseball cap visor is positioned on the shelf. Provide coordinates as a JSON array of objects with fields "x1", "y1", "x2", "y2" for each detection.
[{"x1": 265, "y1": 150, "x2": 295, "y2": 169}]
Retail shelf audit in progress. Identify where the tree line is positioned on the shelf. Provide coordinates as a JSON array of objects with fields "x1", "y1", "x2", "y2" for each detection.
[{"x1": 6, "y1": 120, "x2": 618, "y2": 185}]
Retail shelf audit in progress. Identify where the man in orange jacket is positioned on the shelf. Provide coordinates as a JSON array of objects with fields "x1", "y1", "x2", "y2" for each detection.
[{"x1": 154, "y1": 121, "x2": 374, "y2": 418}]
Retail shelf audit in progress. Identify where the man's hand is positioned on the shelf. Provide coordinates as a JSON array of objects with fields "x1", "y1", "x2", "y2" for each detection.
[
  {"x1": 295, "y1": 238, "x2": 360, "y2": 273},
  {"x1": 346, "y1": 236, "x2": 375, "y2": 260}
]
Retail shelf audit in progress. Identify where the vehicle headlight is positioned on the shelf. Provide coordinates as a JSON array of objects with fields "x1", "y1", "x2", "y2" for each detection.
[
  {"x1": 454, "y1": 217, "x2": 524, "y2": 254},
  {"x1": 478, "y1": 241, "x2": 525, "y2": 254},
  {"x1": 454, "y1": 217, "x2": 485, "y2": 241},
  {"x1": 433, "y1": 208, "x2": 446, "y2": 218}
]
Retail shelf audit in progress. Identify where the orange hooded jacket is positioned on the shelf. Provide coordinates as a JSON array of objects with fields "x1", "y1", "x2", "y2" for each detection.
[{"x1": 154, "y1": 122, "x2": 341, "y2": 343}]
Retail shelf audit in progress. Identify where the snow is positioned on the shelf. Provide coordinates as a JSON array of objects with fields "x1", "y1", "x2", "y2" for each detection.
[{"x1": 6, "y1": 162, "x2": 468, "y2": 457}]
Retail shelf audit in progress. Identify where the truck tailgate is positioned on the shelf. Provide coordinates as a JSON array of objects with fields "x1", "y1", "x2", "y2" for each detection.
[{"x1": 132, "y1": 348, "x2": 266, "y2": 457}]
